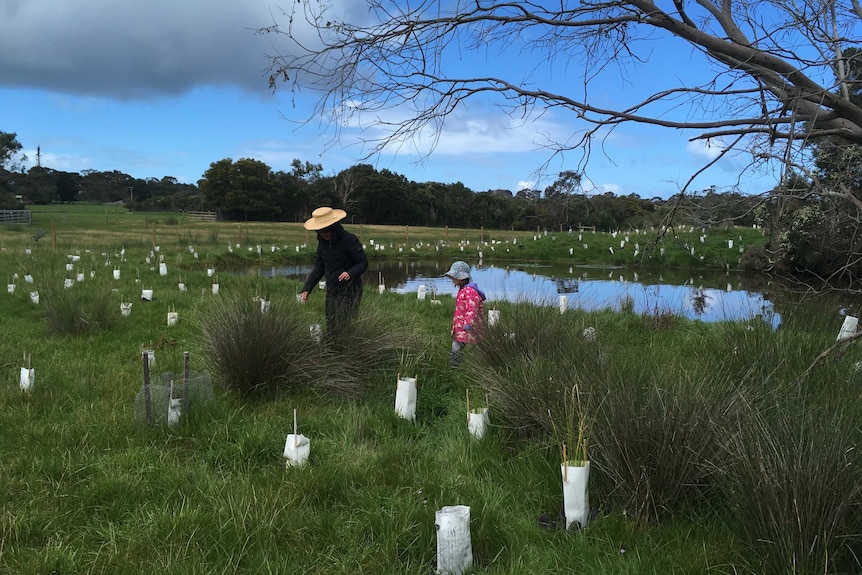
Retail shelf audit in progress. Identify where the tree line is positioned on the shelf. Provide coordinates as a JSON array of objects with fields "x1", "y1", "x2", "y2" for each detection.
[{"x1": 0, "y1": 140, "x2": 758, "y2": 233}]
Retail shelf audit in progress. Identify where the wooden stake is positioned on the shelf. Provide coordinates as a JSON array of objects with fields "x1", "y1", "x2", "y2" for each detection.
[
  {"x1": 466, "y1": 389, "x2": 470, "y2": 421},
  {"x1": 293, "y1": 408, "x2": 298, "y2": 447},
  {"x1": 182, "y1": 351, "x2": 190, "y2": 411},
  {"x1": 563, "y1": 444, "x2": 568, "y2": 481},
  {"x1": 143, "y1": 351, "x2": 152, "y2": 426}
]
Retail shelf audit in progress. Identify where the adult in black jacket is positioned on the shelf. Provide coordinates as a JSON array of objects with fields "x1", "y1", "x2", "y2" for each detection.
[{"x1": 300, "y1": 207, "x2": 368, "y2": 333}]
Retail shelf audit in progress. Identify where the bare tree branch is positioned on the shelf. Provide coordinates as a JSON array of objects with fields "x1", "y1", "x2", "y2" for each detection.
[{"x1": 261, "y1": 0, "x2": 862, "y2": 182}]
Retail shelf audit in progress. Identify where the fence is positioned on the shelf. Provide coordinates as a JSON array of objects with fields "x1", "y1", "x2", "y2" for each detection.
[
  {"x1": 0, "y1": 210, "x2": 31, "y2": 225},
  {"x1": 188, "y1": 211, "x2": 217, "y2": 222}
]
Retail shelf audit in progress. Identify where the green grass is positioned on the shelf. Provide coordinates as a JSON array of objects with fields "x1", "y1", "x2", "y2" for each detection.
[
  {"x1": 1, "y1": 204, "x2": 768, "y2": 273},
  {"x1": 0, "y1": 206, "x2": 856, "y2": 575}
]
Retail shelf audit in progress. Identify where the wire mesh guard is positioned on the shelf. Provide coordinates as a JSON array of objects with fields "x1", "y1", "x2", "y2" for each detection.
[{"x1": 134, "y1": 372, "x2": 214, "y2": 426}]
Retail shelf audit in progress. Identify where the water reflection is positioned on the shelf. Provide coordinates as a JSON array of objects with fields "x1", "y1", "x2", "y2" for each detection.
[{"x1": 260, "y1": 260, "x2": 780, "y2": 327}]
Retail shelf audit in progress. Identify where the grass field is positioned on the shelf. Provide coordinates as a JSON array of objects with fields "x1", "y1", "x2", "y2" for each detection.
[
  {"x1": 4, "y1": 204, "x2": 768, "y2": 272},
  {"x1": 0, "y1": 205, "x2": 857, "y2": 575}
]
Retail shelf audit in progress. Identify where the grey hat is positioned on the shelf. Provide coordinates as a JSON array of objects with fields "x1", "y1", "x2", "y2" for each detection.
[{"x1": 444, "y1": 261, "x2": 471, "y2": 280}]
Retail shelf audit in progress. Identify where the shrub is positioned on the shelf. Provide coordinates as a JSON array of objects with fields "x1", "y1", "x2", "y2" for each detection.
[
  {"x1": 197, "y1": 290, "x2": 319, "y2": 396},
  {"x1": 740, "y1": 244, "x2": 772, "y2": 272}
]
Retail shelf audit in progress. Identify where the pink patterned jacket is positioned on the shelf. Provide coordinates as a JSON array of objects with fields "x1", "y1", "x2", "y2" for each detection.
[{"x1": 451, "y1": 283, "x2": 487, "y2": 343}]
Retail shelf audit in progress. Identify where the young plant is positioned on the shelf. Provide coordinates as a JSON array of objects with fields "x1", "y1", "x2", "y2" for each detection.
[{"x1": 550, "y1": 384, "x2": 590, "y2": 466}]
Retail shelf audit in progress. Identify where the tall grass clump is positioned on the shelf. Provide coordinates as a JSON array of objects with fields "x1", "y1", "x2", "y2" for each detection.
[
  {"x1": 42, "y1": 281, "x2": 119, "y2": 335},
  {"x1": 197, "y1": 290, "x2": 319, "y2": 396},
  {"x1": 591, "y1": 368, "x2": 733, "y2": 525},
  {"x1": 313, "y1": 300, "x2": 428, "y2": 399},
  {"x1": 714, "y1": 400, "x2": 862, "y2": 575},
  {"x1": 467, "y1": 302, "x2": 607, "y2": 439}
]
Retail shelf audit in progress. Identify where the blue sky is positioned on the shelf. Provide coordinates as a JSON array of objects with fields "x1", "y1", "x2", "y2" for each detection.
[{"x1": 0, "y1": 0, "x2": 782, "y2": 198}]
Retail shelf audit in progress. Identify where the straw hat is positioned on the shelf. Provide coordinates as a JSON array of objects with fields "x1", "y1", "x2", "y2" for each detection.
[{"x1": 303, "y1": 207, "x2": 347, "y2": 230}]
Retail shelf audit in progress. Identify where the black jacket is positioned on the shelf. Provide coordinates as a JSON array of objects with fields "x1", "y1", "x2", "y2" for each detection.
[{"x1": 302, "y1": 223, "x2": 368, "y2": 294}]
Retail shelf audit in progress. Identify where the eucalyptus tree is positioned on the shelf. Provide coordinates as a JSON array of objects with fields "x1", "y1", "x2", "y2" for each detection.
[
  {"x1": 199, "y1": 158, "x2": 280, "y2": 221},
  {"x1": 0, "y1": 131, "x2": 26, "y2": 172},
  {"x1": 261, "y1": 0, "x2": 862, "y2": 269},
  {"x1": 0, "y1": 131, "x2": 25, "y2": 204},
  {"x1": 544, "y1": 171, "x2": 583, "y2": 229}
]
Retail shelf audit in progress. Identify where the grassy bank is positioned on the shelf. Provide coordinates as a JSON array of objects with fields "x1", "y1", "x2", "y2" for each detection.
[
  {"x1": 1, "y1": 206, "x2": 857, "y2": 574},
  {"x1": 2, "y1": 204, "x2": 767, "y2": 271}
]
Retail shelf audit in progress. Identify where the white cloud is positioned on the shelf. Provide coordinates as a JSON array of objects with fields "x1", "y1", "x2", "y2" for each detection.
[
  {"x1": 356, "y1": 101, "x2": 580, "y2": 159},
  {"x1": 686, "y1": 138, "x2": 728, "y2": 161},
  {"x1": 580, "y1": 176, "x2": 621, "y2": 195}
]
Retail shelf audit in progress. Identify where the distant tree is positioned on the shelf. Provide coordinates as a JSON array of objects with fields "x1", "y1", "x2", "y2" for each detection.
[
  {"x1": 79, "y1": 170, "x2": 132, "y2": 204},
  {"x1": 200, "y1": 158, "x2": 278, "y2": 221},
  {"x1": 25, "y1": 167, "x2": 57, "y2": 204},
  {"x1": 543, "y1": 171, "x2": 583, "y2": 229},
  {"x1": 419, "y1": 181, "x2": 472, "y2": 228},
  {"x1": 471, "y1": 191, "x2": 518, "y2": 230},
  {"x1": 199, "y1": 159, "x2": 234, "y2": 212},
  {"x1": 355, "y1": 168, "x2": 411, "y2": 224},
  {"x1": 0, "y1": 131, "x2": 26, "y2": 172},
  {"x1": 272, "y1": 170, "x2": 307, "y2": 222},
  {"x1": 55, "y1": 171, "x2": 80, "y2": 203},
  {"x1": 332, "y1": 166, "x2": 362, "y2": 214}
]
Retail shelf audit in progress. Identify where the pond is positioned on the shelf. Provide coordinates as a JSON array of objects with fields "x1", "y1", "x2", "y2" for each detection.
[{"x1": 260, "y1": 259, "x2": 782, "y2": 327}]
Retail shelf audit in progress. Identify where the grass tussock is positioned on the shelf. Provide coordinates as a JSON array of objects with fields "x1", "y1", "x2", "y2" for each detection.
[
  {"x1": 197, "y1": 289, "x2": 319, "y2": 396},
  {"x1": 312, "y1": 302, "x2": 429, "y2": 399},
  {"x1": 467, "y1": 302, "x2": 607, "y2": 440},
  {"x1": 42, "y1": 280, "x2": 119, "y2": 335},
  {"x1": 197, "y1": 293, "x2": 426, "y2": 399},
  {"x1": 592, "y1": 370, "x2": 729, "y2": 525},
  {"x1": 714, "y1": 401, "x2": 862, "y2": 575}
]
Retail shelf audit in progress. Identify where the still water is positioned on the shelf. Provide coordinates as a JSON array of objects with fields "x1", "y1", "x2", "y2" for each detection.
[{"x1": 261, "y1": 259, "x2": 780, "y2": 327}]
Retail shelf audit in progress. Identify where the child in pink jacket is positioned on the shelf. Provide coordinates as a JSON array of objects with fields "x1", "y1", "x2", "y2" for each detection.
[{"x1": 444, "y1": 261, "x2": 486, "y2": 367}]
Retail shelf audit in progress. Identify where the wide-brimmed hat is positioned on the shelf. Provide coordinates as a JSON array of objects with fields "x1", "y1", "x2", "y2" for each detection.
[
  {"x1": 304, "y1": 207, "x2": 347, "y2": 230},
  {"x1": 444, "y1": 261, "x2": 471, "y2": 280}
]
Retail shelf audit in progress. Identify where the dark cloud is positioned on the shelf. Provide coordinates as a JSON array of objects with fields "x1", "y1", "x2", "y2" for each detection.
[{"x1": 0, "y1": 0, "x2": 295, "y2": 99}]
